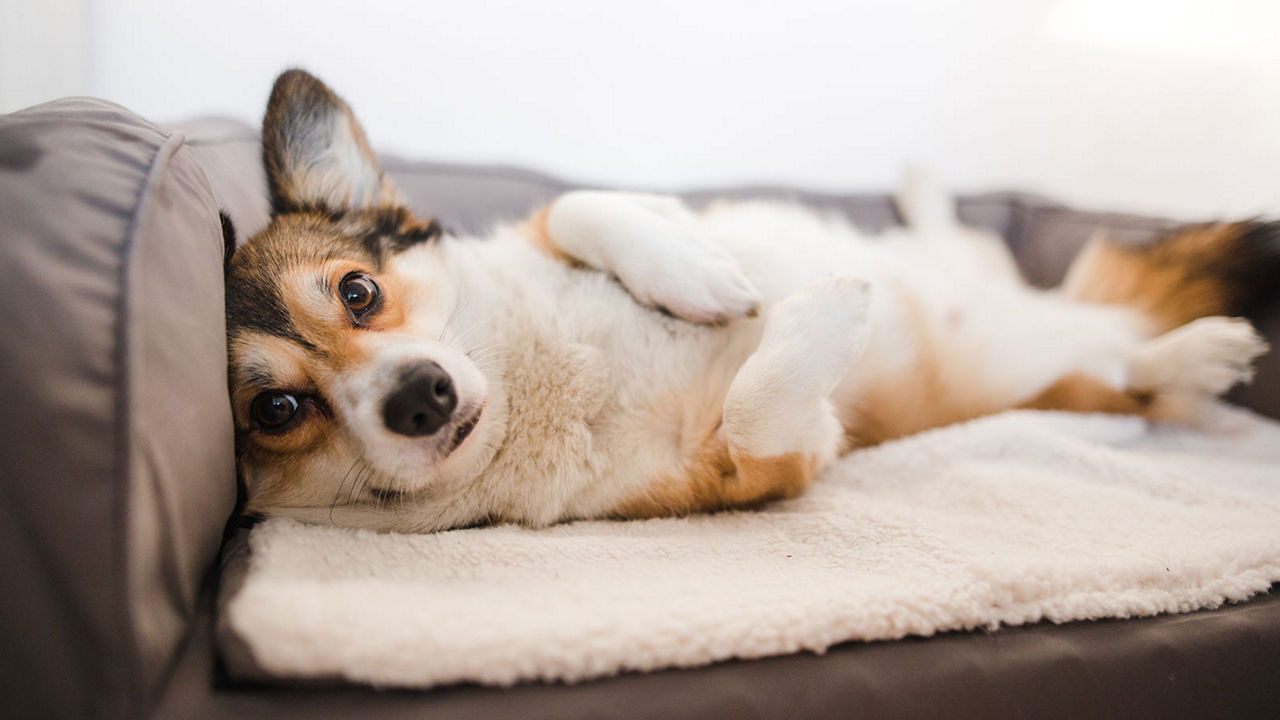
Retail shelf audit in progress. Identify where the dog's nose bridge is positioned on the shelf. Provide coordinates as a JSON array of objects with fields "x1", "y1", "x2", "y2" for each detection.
[{"x1": 382, "y1": 360, "x2": 458, "y2": 437}]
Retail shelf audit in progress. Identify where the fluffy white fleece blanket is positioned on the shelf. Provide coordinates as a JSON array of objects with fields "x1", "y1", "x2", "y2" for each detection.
[{"x1": 224, "y1": 406, "x2": 1280, "y2": 688}]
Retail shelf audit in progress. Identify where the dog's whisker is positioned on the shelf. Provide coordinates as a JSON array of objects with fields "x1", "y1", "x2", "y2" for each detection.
[
  {"x1": 330, "y1": 459, "x2": 362, "y2": 524},
  {"x1": 438, "y1": 287, "x2": 477, "y2": 345},
  {"x1": 466, "y1": 346, "x2": 512, "y2": 367},
  {"x1": 449, "y1": 321, "x2": 491, "y2": 353},
  {"x1": 349, "y1": 463, "x2": 373, "y2": 507}
]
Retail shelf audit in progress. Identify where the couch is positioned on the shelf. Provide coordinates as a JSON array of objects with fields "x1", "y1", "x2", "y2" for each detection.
[{"x1": 2, "y1": 97, "x2": 1277, "y2": 720}]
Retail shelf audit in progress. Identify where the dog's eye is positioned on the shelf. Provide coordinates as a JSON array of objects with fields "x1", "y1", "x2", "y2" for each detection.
[
  {"x1": 339, "y1": 272, "x2": 379, "y2": 316},
  {"x1": 250, "y1": 392, "x2": 299, "y2": 430}
]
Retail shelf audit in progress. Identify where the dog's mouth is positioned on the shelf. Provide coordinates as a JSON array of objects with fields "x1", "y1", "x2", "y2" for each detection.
[
  {"x1": 447, "y1": 405, "x2": 483, "y2": 453},
  {"x1": 363, "y1": 405, "x2": 484, "y2": 503}
]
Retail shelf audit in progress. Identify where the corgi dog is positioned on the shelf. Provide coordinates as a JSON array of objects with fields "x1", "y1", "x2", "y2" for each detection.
[{"x1": 225, "y1": 70, "x2": 1278, "y2": 533}]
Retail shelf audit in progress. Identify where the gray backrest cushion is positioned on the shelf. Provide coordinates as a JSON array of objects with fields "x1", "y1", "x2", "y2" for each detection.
[{"x1": 0, "y1": 99, "x2": 235, "y2": 719}]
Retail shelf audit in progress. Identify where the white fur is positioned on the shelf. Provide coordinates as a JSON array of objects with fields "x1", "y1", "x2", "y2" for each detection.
[
  {"x1": 724, "y1": 276, "x2": 870, "y2": 459},
  {"x1": 1128, "y1": 317, "x2": 1269, "y2": 395},
  {"x1": 547, "y1": 191, "x2": 761, "y2": 324},
  {"x1": 288, "y1": 113, "x2": 394, "y2": 210}
]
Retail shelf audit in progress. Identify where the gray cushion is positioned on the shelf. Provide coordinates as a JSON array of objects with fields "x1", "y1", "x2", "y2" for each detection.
[
  {"x1": 0, "y1": 99, "x2": 235, "y2": 719},
  {"x1": 174, "y1": 117, "x2": 272, "y2": 245}
]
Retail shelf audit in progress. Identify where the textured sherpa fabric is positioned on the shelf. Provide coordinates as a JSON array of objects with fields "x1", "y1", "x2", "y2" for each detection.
[{"x1": 223, "y1": 405, "x2": 1280, "y2": 689}]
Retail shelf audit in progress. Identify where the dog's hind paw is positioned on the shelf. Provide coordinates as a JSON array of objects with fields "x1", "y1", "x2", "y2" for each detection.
[
  {"x1": 1128, "y1": 316, "x2": 1269, "y2": 396},
  {"x1": 755, "y1": 276, "x2": 872, "y2": 388}
]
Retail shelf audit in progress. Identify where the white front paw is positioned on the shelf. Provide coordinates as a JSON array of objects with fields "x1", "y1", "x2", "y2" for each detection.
[{"x1": 616, "y1": 231, "x2": 761, "y2": 325}]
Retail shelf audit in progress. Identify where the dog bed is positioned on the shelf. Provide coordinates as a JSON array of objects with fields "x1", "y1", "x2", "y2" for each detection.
[{"x1": 218, "y1": 404, "x2": 1280, "y2": 689}]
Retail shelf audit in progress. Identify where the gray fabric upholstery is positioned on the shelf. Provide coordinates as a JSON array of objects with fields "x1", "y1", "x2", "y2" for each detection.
[
  {"x1": 174, "y1": 117, "x2": 272, "y2": 245},
  {"x1": 0, "y1": 99, "x2": 236, "y2": 720},
  {"x1": 157, "y1": 575, "x2": 1280, "y2": 720}
]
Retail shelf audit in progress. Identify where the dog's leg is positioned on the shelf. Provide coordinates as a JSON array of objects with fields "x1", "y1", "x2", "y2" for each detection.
[
  {"x1": 895, "y1": 165, "x2": 957, "y2": 235},
  {"x1": 894, "y1": 166, "x2": 1022, "y2": 281},
  {"x1": 526, "y1": 191, "x2": 761, "y2": 324},
  {"x1": 716, "y1": 276, "x2": 872, "y2": 505},
  {"x1": 610, "y1": 276, "x2": 871, "y2": 519},
  {"x1": 1127, "y1": 316, "x2": 1268, "y2": 397},
  {"x1": 1017, "y1": 316, "x2": 1267, "y2": 420},
  {"x1": 1017, "y1": 374, "x2": 1154, "y2": 415}
]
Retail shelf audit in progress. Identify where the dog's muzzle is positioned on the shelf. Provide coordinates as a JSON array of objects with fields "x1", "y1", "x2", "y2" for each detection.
[{"x1": 382, "y1": 361, "x2": 457, "y2": 437}]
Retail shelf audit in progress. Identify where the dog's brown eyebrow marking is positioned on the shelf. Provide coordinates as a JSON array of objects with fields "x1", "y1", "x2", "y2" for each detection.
[
  {"x1": 313, "y1": 274, "x2": 333, "y2": 296},
  {"x1": 239, "y1": 362, "x2": 278, "y2": 389}
]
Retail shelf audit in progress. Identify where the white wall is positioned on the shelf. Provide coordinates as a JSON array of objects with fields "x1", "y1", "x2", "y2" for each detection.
[
  {"x1": 0, "y1": 0, "x2": 89, "y2": 112},
  {"x1": 5, "y1": 0, "x2": 1278, "y2": 219}
]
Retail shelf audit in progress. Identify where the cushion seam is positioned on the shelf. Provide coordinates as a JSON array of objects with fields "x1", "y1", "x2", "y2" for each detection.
[{"x1": 113, "y1": 129, "x2": 191, "y2": 720}]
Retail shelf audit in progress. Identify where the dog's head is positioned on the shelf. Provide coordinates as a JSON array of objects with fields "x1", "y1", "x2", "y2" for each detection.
[{"x1": 226, "y1": 70, "x2": 502, "y2": 527}]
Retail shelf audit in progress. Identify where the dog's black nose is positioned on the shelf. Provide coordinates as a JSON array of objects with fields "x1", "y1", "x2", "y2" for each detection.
[{"x1": 382, "y1": 361, "x2": 457, "y2": 437}]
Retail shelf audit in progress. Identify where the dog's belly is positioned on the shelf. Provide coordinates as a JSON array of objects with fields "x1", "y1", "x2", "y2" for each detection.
[
  {"x1": 527, "y1": 206, "x2": 901, "y2": 519},
  {"x1": 530, "y1": 269, "x2": 764, "y2": 521},
  {"x1": 475, "y1": 202, "x2": 1147, "y2": 523},
  {"x1": 694, "y1": 202, "x2": 1148, "y2": 446}
]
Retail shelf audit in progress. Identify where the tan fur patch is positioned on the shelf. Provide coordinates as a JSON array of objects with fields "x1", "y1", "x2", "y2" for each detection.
[
  {"x1": 230, "y1": 333, "x2": 307, "y2": 408},
  {"x1": 612, "y1": 437, "x2": 818, "y2": 519},
  {"x1": 242, "y1": 437, "x2": 359, "y2": 514},
  {"x1": 1063, "y1": 224, "x2": 1242, "y2": 333},
  {"x1": 846, "y1": 363, "x2": 990, "y2": 447},
  {"x1": 271, "y1": 259, "x2": 416, "y2": 378},
  {"x1": 521, "y1": 206, "x2": 579, "y2": 265},
  {"x1": 840, "y1": 284, "x2": 998, "y2": 447},
  {"x1": 1016, "y1": 373, "x2": 1153, "y2": 416}
]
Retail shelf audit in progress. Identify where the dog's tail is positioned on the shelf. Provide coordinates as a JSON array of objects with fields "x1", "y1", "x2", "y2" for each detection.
[{"x1": 1063, "y1": 220, "x2": 1280, "y2": 332}]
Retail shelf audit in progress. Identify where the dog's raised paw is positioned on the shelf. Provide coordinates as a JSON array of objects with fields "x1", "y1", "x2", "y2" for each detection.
[
  {"x1": 616, "y1": 229, "x2": 762, "y2": 325},
  {"x1": 755, "y1": 275, "x2": 873, "y2": 386}
]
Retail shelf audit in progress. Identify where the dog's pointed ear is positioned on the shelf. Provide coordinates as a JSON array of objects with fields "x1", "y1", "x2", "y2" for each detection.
[{"x1": 262, "y1": 69, "x2": 402, "y2": 215}]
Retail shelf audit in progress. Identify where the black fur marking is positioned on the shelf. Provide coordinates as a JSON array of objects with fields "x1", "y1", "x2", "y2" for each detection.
[
  {"x1": 225, "y1": 268, "x2": 315, "y2": 350},
  {"x1": 1227, "y1": 220, "x2": 1280, "y2": 319},
  {"x1": 220, "y1": 211, "x2": 237, "y2": 272},
  {"x1": 361, "y1": 207, "x2": 445, "y2": 256},
  {"x1": 391, "y1": 217, "x2": 445, "y2": 249},
  {"x1": 287, "y1": 203, "x2": 349, "y2": 223}
]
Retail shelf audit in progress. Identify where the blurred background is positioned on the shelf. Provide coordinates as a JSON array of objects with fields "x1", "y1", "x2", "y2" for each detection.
[{"x1": 3, "y1": 0, "x2": 1277, "y2": 220}]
